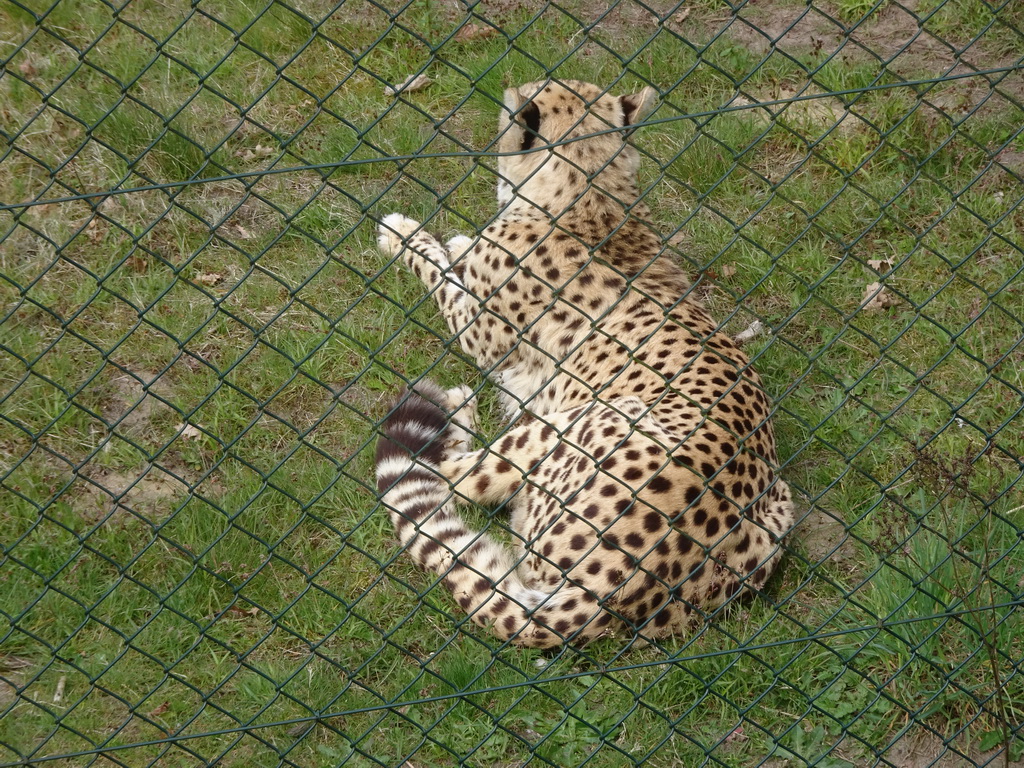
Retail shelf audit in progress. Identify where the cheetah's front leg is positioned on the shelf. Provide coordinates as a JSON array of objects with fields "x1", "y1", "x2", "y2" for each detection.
[
  {"x1": 377, "y1": 214, "x2": 477, "y2": 338},
  {"x1": 377, "y1": 214, "x2": 457, "y2": 291}
]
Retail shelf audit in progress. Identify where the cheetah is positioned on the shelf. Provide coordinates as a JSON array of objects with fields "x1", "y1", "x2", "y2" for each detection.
[{"x1": 375, "y1": 80, "x2": 794, "y2": 648}]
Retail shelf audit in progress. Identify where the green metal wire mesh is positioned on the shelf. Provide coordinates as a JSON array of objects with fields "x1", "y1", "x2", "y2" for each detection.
[{"x1": 1, "y1": 0, "x2": 1023, "y2": 766}]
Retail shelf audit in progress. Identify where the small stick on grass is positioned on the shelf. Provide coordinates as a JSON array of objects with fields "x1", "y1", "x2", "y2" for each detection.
[{"x1": 53, "y1": 675, "x2": 66, "y2": 704}]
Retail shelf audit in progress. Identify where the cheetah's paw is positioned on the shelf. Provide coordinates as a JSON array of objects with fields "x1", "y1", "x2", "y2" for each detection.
[
  {"x1": 377, "y1": 213, "x2": 421, "y2": 257},
  {"x1": 445, "y1": 385, "x2": 478, "y2": 450}
]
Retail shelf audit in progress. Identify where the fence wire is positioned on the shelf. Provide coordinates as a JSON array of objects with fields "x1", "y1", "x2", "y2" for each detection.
[{"x1": 1, "y1": 0, "x2": 1023, "y2": 766}]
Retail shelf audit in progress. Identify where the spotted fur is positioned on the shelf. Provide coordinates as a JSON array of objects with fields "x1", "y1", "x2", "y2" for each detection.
[{"x1": 375, "y1": 80, "x2": 794, "y2": 648}]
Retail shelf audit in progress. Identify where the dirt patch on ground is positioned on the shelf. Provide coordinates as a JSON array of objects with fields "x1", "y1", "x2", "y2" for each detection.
[
  {"x1": 756, "y1": 727, "x2": 1023, "y2": 767},
  {"x1": 0, "y1": 657, "x2": 31, "y2": 709},
  {"x1": 101, "y1": 369, "x2": 176, "y2": 440},
  {"x1": 791, "y1": 506, "x2": 859, "y2": 570},
  {"x1": 882, "y1": 729, "x2": 1024, "y2": 768},
  {"x1": 76, "y1": 465, "x2": 191, "y2": 522},
  {"x1": 545, "y1": 0, "x2": 1024, "y2": 122},
  {"x1": 76, "y1": 369, "x2": 195, "y2": 521},
  {"x1": 997, "y1": 147, "x2": 1024, "y2": 173},
  {"x1": 716, "y1": 4, "x2": 848, "y2": 60},
  {"x1": 719, "y1": 2, "x2": 1020, "y2": 112},
  {"x1": 716, "y1": 2, "x2": 945, "y2": 72}
]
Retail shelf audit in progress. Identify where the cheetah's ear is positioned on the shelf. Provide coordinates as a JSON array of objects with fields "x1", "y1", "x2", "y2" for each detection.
[
  {"x1": 620, "y1": 86, "x2": 658, "y2": 128},
  {"x1": 503, "y1": 86, "x2": 542, "y2": 151},
  {"x1": 503, "y1": 85, "x2": 527, "y2": 113}
]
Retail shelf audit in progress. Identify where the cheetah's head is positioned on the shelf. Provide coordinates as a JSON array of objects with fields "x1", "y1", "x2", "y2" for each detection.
[{"x1": 495, "y1": 80, "x2": 657, "y2": 212}]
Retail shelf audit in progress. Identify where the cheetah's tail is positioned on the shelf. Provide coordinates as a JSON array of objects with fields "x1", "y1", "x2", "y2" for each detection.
[{"x1": 375, "y1": 382, "x2": 598, "y2": 648}]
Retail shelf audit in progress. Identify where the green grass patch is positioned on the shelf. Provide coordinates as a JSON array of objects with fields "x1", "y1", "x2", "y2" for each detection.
[{"x1": 2, "y1": 0, "x2": 1023, "y2": 766}]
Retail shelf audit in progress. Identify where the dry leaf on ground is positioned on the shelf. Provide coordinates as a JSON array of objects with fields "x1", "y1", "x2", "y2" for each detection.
[
  {"x1": 860, "y1": 281, "x2": 897, "y2": 311},
  {"x1": 235, "y1": 144, "x2": 275, "y2": 161},
  {"x1": 454, "y1": 23, "x2": 496, "y2": 41},
  {"x1": 385, "y1": 73, "x2": 432, "y2": 96},
  {"x1": 867, "y1": 258, "x2": 893, "y2": 273},
  {"x1": 195, "y1": 272, "x2": 223, "y2": 286},
  {"x1": 85, "y1": 217, "x2": 105, "y2": 244},
  {"x1": 179, "y1": 424, "x2": 203, "y2": 440},
  {"x1": 734, "y1": 319, "x2": 765, "y2": 343},
  {"x1": 725, "y1": 725, "x2": 747, "y2": 743}
]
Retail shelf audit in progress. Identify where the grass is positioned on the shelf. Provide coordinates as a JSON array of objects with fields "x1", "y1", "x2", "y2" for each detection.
[{"x1": 2, "y1": 0, "x2": 1023, "y2": 766}]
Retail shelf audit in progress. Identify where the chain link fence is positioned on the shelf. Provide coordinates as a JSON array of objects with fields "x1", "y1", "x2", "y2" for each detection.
[{"x1": 2, "y1": 0, "x2": 1023, "y2": 765}]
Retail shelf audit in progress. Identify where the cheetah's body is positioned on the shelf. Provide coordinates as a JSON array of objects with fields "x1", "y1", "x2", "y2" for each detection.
[{"x1": 375, "y1": 80, "x2": 794, "y2": 648}]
